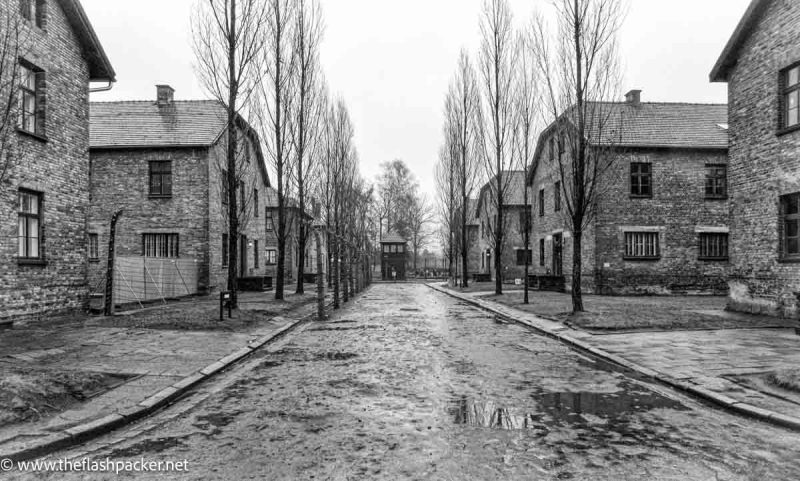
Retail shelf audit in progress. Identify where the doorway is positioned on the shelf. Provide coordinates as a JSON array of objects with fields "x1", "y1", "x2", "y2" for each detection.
[
  {"x1": 240, "y1": 235, "x2": 248, "y2": 275},
  {"x1": 552, "y1": 233, "x2": 563, "y2": 276}
]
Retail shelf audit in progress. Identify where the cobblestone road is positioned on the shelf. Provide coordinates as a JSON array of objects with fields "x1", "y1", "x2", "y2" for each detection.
[{"x1": 12, "y1": 284, "x2": 800, "y2": 480}]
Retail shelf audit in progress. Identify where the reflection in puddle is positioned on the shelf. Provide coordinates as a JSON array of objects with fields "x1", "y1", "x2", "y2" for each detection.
[{"x1": 451, "y1": 383, "x2": 686, "y2": 430}]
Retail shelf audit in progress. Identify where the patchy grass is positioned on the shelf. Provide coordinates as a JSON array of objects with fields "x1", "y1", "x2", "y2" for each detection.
[
  {"x1": 90, "y1": 292, "x2": 319, "y2": 331},
  {"x1": 765, "y1": 370, "x2": 800, "y2": 393},
  {"x1": 481, "y1": 291, "x2": 798, "y2": 331},
  {"x1": 0, "y1": 368, "x2": 131, "y2": 427},
  {"x1": 440, "y1": 282, "x2": 524, "y2": 294}
]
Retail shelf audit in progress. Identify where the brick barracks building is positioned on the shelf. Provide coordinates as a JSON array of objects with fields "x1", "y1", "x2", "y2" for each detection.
[
  {"x1": 711, "y1": 0, "x2": 800, "y2": 318},
  {"x1": 1, "y1": 0, "x2": 114, "y2": 323},
  {"x1": 528, "y1": 90, "x2": 730, "y2": 295}
]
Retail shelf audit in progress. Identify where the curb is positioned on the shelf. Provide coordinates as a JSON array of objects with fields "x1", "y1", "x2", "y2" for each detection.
[
  {"x1": 0, "y1": 311, "x2": 313, "y2": 462},
  {"x1": 427, "y1": 283, "x2": 800, "y2": 432}
]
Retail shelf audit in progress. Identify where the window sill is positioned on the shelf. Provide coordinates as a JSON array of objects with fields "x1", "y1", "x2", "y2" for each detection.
[
  {"x1": 89, "y1": 258, "x2": 100, "y2": 263},
  {"x1": 17, "y1": 128, "x2": 48, "y2": 143},
  {"x1": 778, "y1": 257, "x2": 800, "y2": 264},
  {"x1": 148, "y1": 195, "x2": 173, "y2": 200},
  {"x1": 698, "y1": 257, "x2": 729, "y2": 262},
  {"x1": 704, "y1": 196, "x2": 728, "y2": 201},
  {"x1": 622, "y1": 256, "x2": 661, "y2": 262},
  {"x1": 629, "y1": 195, "x2": 653, "y2": 199},
  {"x1": 18, "y1": 258, "x2": 47, "y2": 267},
  {"x1": 777, "y1": 124, "x2": 800, "y2": 137}
]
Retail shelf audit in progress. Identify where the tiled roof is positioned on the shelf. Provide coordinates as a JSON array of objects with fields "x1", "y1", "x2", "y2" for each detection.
[
  {"x1": 60, "y1": 0, "x2": 115, "y2": 81},
  {"x1": 381, "y1": 232, "x2": 407, "y2": 244},
  {"x1": 478, "y1": 171, "x2": 528, "y2": 207},
  {"x1": 466, "y1": 198, "x2": 479, "y2": 225},
  {"x1": 586, "y1": 102, "x2": 729, "y2": 149},
  {"x1": 710, "y1": 0, "x2": 768, "y2": 82},
  {"x1": 90, "y1": 100, "x2": 228, "y2": 148},
  {"x1": 264, "y1": 187, "x2": 301, "y2": 210}
]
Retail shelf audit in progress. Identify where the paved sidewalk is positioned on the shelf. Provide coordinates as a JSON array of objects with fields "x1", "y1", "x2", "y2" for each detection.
[
  {"x1": 0, "y1": 291, "x2": 327, "y2": 460},
  {"x1": 429, "y1": 284, "x2": 800, "y2": 430}
]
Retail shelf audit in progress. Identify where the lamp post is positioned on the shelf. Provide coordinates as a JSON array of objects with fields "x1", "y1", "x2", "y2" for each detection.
[{"x1": 313, "y1": 221, "x2": 326, "y2": 321}]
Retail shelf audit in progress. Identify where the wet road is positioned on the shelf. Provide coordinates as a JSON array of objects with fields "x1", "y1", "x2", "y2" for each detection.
[{"x1": 17, "y1": 284, "x2": 800, "y2": 480}]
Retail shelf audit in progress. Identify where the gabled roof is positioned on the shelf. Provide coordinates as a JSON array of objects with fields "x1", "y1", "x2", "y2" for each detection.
[
  {"x1": 90, "y1": 99, "x2": 270, "y2": 187},
  {"x1": 476, "y1": 171, "x2": 528, "y2": 213},
  {"x1": 709, "y1": 0, "x2": 769, "y2": 82},
  {"x1": 90, "y1": 100, "x2": 229, "y2": 148},
  {"x1": 381, "y1": 232, "x2": 407, "y2": 244},
  {"x1": 59, "y1": 0, "x2": 115, "y2": 81}
]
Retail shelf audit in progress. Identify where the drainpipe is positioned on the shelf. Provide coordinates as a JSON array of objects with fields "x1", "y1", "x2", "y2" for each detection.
[{"x1": 89, "y1": 81, "x2": 115, "y2": 93}]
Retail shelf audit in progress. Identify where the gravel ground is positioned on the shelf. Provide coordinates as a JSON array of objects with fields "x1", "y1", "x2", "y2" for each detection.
[{"x1": 11, "y1": 284, "x2": 800, "y2": 480}]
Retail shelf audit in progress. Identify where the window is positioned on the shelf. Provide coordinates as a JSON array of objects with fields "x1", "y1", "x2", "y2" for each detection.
[
  {"x1": 539, "y1": 239, "x2": 545, "y2": 266},
  {"x1": 18, "y1": 189, "x2": 42, "y2": 260},
  {"x1": 630, "y1": 163, "x2": 652, "y2": 197},
  {"x1": 254, "y1": 239, "x2": 259, "y2": 268},
  {"x1": 515, "y1": 249, "x2": 532, "y2": 266},
  {"x1": 554, "y1": 181, "x2": 561, "y2": 212},
  {"x1": 698, "y1": 233, "x2": 728, "y2": 260},
  {"x1": 18, "y1": 63, "x2": 42, "y2": 135},
  {"x1": 266, "y1": 249, "x2": 277, "y2": 265},
  {"x1": 539, "y1": 188, "x2": 545, "y2": 216},
  {"x1": 383, "y1": 244, "x2": 390, "y2": 253},
  {"x1": 254, "y1": 188, "x2": 259, "y2": 216},
  {"x1": 221, "y1": 170, "x2": 229, "y2": 205},
  {"x1": 781, "y1": 64, "x2": 800, "y2": 131},
  {"x1": 20, "y1": 0, "x2": 44, "y2": 28},
  {"x1": 705, "y1": 165, "x2": 727, "y2": 199},
  {"x1": 148, "y1": 161, "x2": 172, "y2": 197},
  {"x1": 781, "y1": 193, "x2": 800, "y2": 260},
  {"x1": 88, "y1": 233, "x2": 99, "y2": 261},
  {"x1": 266, "y1": 210, "x2": 274, "y2": 231},
  {"x1": 624, "y1": 232, "x2": 660, "y2": 259},
  {"x1": 142, "y1": 233, "x2": 179, "y2": 258},
  {"x1": 391, "y1": 245, "x2": 398, "y2": 254},
  {"x1": 222, "y1": 233, "x2": 228, "y2": 266}
]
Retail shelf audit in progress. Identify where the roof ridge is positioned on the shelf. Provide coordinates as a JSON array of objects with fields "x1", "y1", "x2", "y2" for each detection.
[
  {"x1": 90, "y1": 99, "x2": 221, "y2": 105},
  {"x1": 590, "y1": 100, "x2": 727, "y2": 107}
]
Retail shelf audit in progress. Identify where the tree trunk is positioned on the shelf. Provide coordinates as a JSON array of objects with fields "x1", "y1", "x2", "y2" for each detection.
[
  {"x1": 226, "y1": 0, "x2": 239, "y2": 309},
  {"x1": 571, "y1": 229, "x2": 584, "y2": 312}
]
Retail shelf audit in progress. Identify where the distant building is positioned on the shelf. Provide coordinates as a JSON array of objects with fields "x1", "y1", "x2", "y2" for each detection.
[
  {"x1": 455, "y1": 198, "x2": 485, "y2": 282},
  {"x1": 1, "y1": 0, "x2": 115, "y2": 322},
  {"x1": 380, "y1": 232, "x2": 408, "y2": 281},
  {"x1": 710, "y1": 0, "x2": 800, "y2": 317},
  {"x1": 475, "y1": 171, "x2": 531, "y2": 283},
  {"x1": 528, "y1": 90, "x2": 730, "y2": 295}
]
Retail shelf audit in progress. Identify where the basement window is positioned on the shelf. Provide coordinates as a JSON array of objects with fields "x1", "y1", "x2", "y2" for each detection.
[
  {"x1": 698, "y1": 233, "x2": 728, "y2": 260},
  {"x1": 624, "y1": 231, "x2": 660, "y2": 260},
  {"x1": 781, "y1": 193, "x2": 800, "y2": 260}
]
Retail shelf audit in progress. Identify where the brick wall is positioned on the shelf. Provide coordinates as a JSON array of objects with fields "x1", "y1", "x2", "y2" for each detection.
[
  {"x1": 725, "y1": 0, "x2": 800, "y2": 317},
  {"x1": 0, "y1": 0, "x2": 92, "y2": 322},
  {"x1": 529, "y1": 131, "x2": 729, "y2": 295}
]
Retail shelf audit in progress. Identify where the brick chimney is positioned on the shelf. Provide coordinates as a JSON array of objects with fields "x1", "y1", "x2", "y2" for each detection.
[
  {"x1": 625, "y1": 89, "x2": 642, "y2": 106},
  {"x1": 156, "y1": 84, "x2": 175, "y2": 106}
]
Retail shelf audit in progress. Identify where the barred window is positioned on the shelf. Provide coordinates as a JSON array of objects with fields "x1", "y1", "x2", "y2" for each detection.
[
  {"x1": 266, "y1": 249, "x2": 277, "y2": 265},
  {"x1": 781, "y1": 193, "x2": 800, "y2": 259},
  {"x1": 148, "y1": 161, "x2": 172, "y2": 197},
  {"x1": 698, "y1": 233, "x2": 728, "y2": 260},
  {"x1": 630, "y1": 163, "x2": 652, "y2": 197},
  {"x1": 624, "y1": 232, "x2": 660, "y2": 259},
  {"x1": 18, "y1": 189, "x2": 42, "y2": 259},
  {"x1": 88, "y1": 233, "x2": 99, "y2": 260},
  {"x1": 705, "y1": 165, "x2": 727, "y2": 198},
  {"x1": 142, "y1": 233, "x2": 179, "y2": 258}
]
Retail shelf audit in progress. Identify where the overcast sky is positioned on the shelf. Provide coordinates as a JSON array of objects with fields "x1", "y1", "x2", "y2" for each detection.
[{"x1": 83, "y1": 0, "x2": 750, "y2": 198}]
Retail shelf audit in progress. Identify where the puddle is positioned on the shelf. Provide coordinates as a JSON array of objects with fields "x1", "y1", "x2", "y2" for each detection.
[
  {"x1": 400, "y1": 308, "x2": 421, "y2": 312},
  {"x1": 309, "y1": 325, "x2": 382, "y2": 332},
  {"x1": 450, "y1": 382, "x2": 686, "y2": 430},
  {"x1": 316, "y1": 352, "x2": 358, "y2": 361},
  {"x1": 193, "y1": 410, "x2": 243, "y2": 435}
]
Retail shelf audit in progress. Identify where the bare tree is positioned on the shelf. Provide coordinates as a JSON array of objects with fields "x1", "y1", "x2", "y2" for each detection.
[
  {"x1": 530, "y1": 0, "x2": 624, "y2": 312},
  {"x1": 435, "y1": 139, "x2": 457, "y2": 285},
  {"x1": 447, "y1": 49, "x2": 481, "y2": 288},
  {"x1": 513, "y1": 28, "x2": 541, "y2": 305},
  {"x1": 477, "y1": 0, "x2": 518, "y2": 295},
  {"x1": 257, "y1": 0, "x2": 297, "y2": 301},
  {"x1": 193, "y1": 0, "x2": 266, "y2": 308},
  {"x1": 291, "y1": 0, "x2": 324, "y2": 294},
  {"x1": 408, "y1": 193, "x2": 435, "y2": 273},
  {"x1": 376, "y1": 159, "x2": 417, "y2": 241}
]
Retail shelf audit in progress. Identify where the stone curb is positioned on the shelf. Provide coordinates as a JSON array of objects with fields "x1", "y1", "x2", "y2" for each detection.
[
  {"x1": 0, "y1": 311, "x2": 313, "y2": 462},
  {"x1": 427, "y1": 283, "x2": 800, "y2": 432}
]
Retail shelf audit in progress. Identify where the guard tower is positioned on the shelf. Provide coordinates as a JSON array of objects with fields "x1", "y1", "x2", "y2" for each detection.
[{"x1": 380, "y1": 232, "x2": 408, "y2": 281}]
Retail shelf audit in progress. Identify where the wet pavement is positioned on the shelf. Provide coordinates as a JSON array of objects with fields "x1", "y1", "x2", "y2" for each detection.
[{"x1": 11, "y1": 284, "x2": 800, "y2": 480}]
